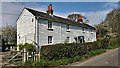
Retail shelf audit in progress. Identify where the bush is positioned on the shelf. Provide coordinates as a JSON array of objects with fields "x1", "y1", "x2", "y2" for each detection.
[
  {"x1": 18, "y1": 43, "x2": 36, "y2": 52},
  {"x1": 40, "y1": 40, "x2": 108, "y2": 61}
]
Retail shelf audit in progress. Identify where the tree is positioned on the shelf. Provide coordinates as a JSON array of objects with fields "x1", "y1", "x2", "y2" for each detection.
[
  {"x1": 67, "y1": 14, "x2": 82, "y2": 21},
  {"x1": 95, "y1": 9, "x2": 120, "y2": 44},
  {"x1": 2, "y1": 25, "x2": 17, "y2": 51},
  {"x1": 2, "y1": 25, "x2": 17, "y2": 44},
  {"x1": 95, "y1": 24, "x2": 108, "y2": 40},
  {"x1": 67, "y1": 13, "x2": 88, "y2": 23}
]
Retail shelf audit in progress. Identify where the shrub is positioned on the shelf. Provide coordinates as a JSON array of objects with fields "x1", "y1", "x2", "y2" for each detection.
[
  {"x1": 18, "y1": 43, "x2": 36, "y2": 52},
  {"x1": 40, "y1": 40, "x2": 108, "y2": 61},
  {"x1": 101, "y1": 37, "x2": 110, "y2": 49}
]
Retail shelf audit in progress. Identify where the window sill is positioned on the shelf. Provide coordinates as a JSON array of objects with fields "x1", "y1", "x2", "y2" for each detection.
[
  {"x1": 48, "y1": 43, "x2": 53, "y2": 45},
  {"x1": 66, "y1": 30, "x2": 70, "y2": 32},
  {"x1": 47, "y1": 28, "x2": 54, "y2": 31},
  {"x1": 91, "y1": 32, "x2": 94, "y2": 34}
]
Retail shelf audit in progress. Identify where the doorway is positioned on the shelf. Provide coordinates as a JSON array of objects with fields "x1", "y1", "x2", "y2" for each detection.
[{"x1": 78, "y1": 36, "x2": 85, "y2": 43}]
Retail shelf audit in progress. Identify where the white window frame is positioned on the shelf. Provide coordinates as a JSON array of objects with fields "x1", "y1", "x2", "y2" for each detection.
[
  {"x1": 48, "y1": 21, "x2": 53, "y2": 29},
  {"x1": 90, "y1": 30, "x2": 94, "y2": 34},
  {"x1": 66, "y1": 24, "x2": 70, "y2": 31},
  {"x1": 48, "y1": 36, "x2": 53, "y2": 44},
  {"x1": 66, "y1": 37, "x2": 70, "y2": 43},
  {"x1": 82, "y1": 27, "x2": 85, "y2": 33}
]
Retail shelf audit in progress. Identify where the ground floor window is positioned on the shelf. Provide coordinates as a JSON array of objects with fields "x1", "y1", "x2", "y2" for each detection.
[
  {"x1": 66, "y1": 37, "x2": 70, "y2": 43},
  {"x1": 48, "y1": 36, "x2": 53, "y2": 44}
]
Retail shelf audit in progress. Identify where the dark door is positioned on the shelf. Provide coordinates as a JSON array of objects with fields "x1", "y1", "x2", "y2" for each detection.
[{"x1": 78, "y1": 36, "x2": 85, "y2": 43}]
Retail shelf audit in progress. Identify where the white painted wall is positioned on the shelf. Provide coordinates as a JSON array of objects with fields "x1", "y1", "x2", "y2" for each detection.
[
  {"x1": 38, "y1": 19, "x2": 61, "y2": 46},
  {"x1": 37, "y1": 18, "x2": 96, "y2": 46},
  {"x1": 17, "y1": 9, "x2": 35, "y2": 45}
]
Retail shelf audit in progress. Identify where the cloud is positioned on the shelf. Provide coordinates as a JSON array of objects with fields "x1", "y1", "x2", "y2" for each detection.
[
  {"x1": 53, "y1": 2, "x2": 117, "y2": 25},
  {"x1": 2, "y1": 2, "x2": 25, "y2": 14},
  {"x1": 1, "y1": 2, "x2": 115, "y2": 27},
  {"x1": 23, "y1": 3, "x2": 47, "y2": 13},
  {"x1": 1, "y1": 2, "x2": 25, "y2": 27},
  {"x1": 104, "y1": 2, "x2": 118, "y2": 9},
  {"x1": 54, "y1": 12, "x2": 68, "y2": 18},
  {"x1": 1, "y1": 2, "x2": 47, "y2": 27},
  {"x1": 82, "y1": 10, "x2": 110, "y2": 25},
  {"x1": 54, "y1": 9, "x2": 111, "y2": 25}
]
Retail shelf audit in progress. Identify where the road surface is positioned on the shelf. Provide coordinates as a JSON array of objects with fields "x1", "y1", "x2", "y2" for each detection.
[{"x1": 69, "y1": 48, "x2": 119, "y2": 66}]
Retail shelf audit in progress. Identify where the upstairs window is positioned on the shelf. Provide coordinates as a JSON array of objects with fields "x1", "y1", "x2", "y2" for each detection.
[
  {"x1": 48, "y1": 21, "x2": 52, "y2": 29},
  {"x1": 48, "y1": 36, "x2": 53, "y2": 44},
  {"x1": 66, "y1": 25, "x2": 69, "y2": 30},
  {"x1": 82, "y1": 27, "x2": 85, "y2": 33},
  {"x1": 66, "y1": 24, "x2": 70, "y2": 32},
  {"x1": 91, "y1": 30, "x2": 94, "y2": 34}
]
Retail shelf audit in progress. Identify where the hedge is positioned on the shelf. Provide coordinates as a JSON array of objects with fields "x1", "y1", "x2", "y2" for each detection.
[{"x1": 40, "y1": 38, "x2": 109, "y2": 61}]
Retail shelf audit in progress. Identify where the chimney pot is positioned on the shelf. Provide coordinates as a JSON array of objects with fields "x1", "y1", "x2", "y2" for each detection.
[{"x1": 47, "y1": 4, "x2": 53, "y2": 15}]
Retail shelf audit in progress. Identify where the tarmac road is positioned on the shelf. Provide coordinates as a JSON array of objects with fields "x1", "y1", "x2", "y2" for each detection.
[{"x1": 69, "y1": 48, "x2": 119, "y2": 66}]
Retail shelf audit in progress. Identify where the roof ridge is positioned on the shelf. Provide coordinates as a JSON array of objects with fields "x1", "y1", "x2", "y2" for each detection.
[{"x1": 25, "y1": 7, "x2": 47, "y2": 14}]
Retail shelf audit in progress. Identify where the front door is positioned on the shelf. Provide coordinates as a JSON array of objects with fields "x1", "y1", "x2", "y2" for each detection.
[{"x1": 78, "y1": 36, "x2": 85, "y2": 43}]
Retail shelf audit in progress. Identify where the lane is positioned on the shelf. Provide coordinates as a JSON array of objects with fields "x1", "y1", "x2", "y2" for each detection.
[{"x1": 70, "y1": 48, "x2": 119, "y2": 66}]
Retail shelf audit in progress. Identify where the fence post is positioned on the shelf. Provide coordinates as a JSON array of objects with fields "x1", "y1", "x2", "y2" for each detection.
[
  {"x1": 23, "y1": 48, "x2": 26, "y2": 63},
  {"x1": 26, "y1": 51, "x2": 29, "y2": 61}
]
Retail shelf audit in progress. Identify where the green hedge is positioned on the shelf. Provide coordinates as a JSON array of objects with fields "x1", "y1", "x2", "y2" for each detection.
[{"x1": 40, "y1": 38, "x2": 109, "y2": 61}]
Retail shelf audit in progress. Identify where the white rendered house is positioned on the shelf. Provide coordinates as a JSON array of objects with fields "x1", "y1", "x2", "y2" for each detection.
[{"x1": 17, "y1": 5, "x2": 96, "y2": 49}]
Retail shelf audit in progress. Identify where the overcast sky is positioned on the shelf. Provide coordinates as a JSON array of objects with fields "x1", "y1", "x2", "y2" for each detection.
[{"x1": 0, "y1": 2, "x2": 119, "y2": 27}]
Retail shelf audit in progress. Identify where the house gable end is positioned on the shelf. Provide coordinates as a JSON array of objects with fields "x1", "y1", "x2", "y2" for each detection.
[{"x1": 17, "y1": 8, "x2": 35, "y2": 24}]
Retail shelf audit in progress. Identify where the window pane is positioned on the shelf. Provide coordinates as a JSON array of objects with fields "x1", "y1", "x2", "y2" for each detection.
[
  {"x1": 66, "y1": 37, "x2": 70, "y2": 42},
  {"x1": 48, "y1": 21, "x2": 52, "y2": 28},
  {"x1": 66, "y1": 25, "x2": 69, "y2": 30},
  {"x1": 48, "y1": 36, "x2": 52, "y2": 44},
  {"x1": 82, "y1": 28, "x2": 84, "y2": 31}
]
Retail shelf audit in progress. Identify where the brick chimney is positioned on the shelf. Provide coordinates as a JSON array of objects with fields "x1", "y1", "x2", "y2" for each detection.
[
  {"x1": 47, "y1": 4, "x2": 53, "y2": 15},
  {"x1": 77, "y1": 16, "x2": 83, "y2": 23}
]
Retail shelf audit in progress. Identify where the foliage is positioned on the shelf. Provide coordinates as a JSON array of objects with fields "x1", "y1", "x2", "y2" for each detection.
[
  {"x1": 25, "y1": 43, "x2": 36, "y2": 52},
  {"x1": 18, "y1": 44, "x2": 24, "y2": 50},
  {"x1": 2, "y1": 38, "x2": 7, "y2": 52},
  {"x1": 18, "y1": 43, "x2": 36, "y2": 52},
  {"x1": 1, "y1": 25, "x2": 17, "y2": 51},
  {"x1": 96, "y1": 25, "x2": 108, "y2": 39},
  {"x1": 87, "y1": 49, "x2": 106, "y2": 57},
  {"x1": 107, "y1": 44, "x2": 120, "y2": 49},
  {"x1": 24, "y1": 48, "x2": 107, "y2": 67},
  {"x1": 33, "y1": 59, "x2": 49, "y2": 67},
  {"x1": 95, "y1": 9, "x2": 120, "y2": 41},
  {"x1": 67, "y1": 13, "x2": 88, "y2": 23},
  {"x1": 40, "y1": 39, "x2": 109, "y2": 61},
  {"x1": 2, "y1": 25, "x2": 17, "y2": 44},
  {"x1": 67, "y1": 14, "x2": 83, "y2": 21},
  {"x1": 23, "y1": 38, "x2": 119, "y2": 67}
]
